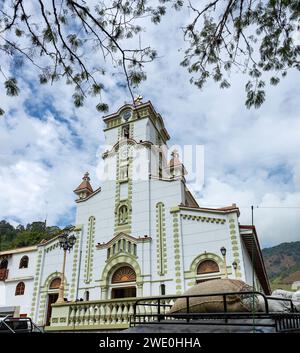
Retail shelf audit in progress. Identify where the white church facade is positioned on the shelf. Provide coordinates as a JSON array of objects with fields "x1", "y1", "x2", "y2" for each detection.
[{"x1": 0, "y1": 100, "x2": 270, "y2": 328}]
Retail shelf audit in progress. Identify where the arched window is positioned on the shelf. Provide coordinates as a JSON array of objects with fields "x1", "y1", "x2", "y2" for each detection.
[
  {"x1": 49, "y1": 277, "x2": 61, "y2": 290},
  {"x1": 19, "y1": 256, "x2": 29, "y2": 269},
  {"x1": 197, "y1": 260, "x2": 219, "y2": 275},
  {"x1": 0, "y1": 259, "x2": 8, "y2": 269},
  {"x1": 112, "y1": 266, "x2": 136, "y2": 284},
  {"x1": 122, "y1": 124, "x2": 130, "y2": 139},
  {"x1": 118, "y1": 205, "x2": 128, "y2": 224},
  {"x1": 15, "y1": 282, "x2": 25, "y2": 296}
]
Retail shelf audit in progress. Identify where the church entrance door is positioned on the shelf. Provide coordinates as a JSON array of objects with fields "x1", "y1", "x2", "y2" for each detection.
[
  {"x1": 46, "y1": 293, "x2": 58, "y2": 326},
  {"x1": 45, "y1": 277, "x2": 61, "y2": 326},
  {"x1": 111, "y1": 286, "x2": 136, "y2": 299},
  {"x1": 110, "y1": 266, "x2": 137, "y2": 299}
]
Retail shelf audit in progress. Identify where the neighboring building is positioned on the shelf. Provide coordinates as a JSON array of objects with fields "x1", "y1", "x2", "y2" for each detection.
[
  {"x1": 0, "y1": 100, "x2": 270, "y2": 327},
  {"x1": 292, "y1": 281, "x2": 300, "y2": 290},
  {"x1": 0, "y1": 246, "x2": 37, "y2": 317}
]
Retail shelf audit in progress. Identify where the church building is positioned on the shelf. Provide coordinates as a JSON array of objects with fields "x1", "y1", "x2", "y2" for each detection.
[{"x1": 0, "y1": 100, "x2": 270, "y2": 328}]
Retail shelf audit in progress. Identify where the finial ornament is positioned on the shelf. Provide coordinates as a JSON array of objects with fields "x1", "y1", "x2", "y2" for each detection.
[
  {"x1": 134, "y1": 95, "x2": 143, "y2": 105},
  {"x1": 171, "y1": 149, "x2": 179, "y2": 158},
  {"x1": 83, "y1": 172, "x2": 90, "y2": 181}
]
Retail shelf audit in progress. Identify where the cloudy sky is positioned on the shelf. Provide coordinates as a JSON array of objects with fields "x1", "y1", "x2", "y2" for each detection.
[{"x1": 1, "y1": 2, "x2": 300, "y2": 248}]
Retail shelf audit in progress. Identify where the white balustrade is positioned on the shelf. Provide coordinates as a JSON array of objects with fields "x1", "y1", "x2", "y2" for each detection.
[{"x1": 51, "y1": 296, "x2": 177, "y2": 330}]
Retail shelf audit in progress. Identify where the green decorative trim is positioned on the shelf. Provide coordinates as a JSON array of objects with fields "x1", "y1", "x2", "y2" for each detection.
[
  {"x1": 106, "y1": 117, "x2": 122, "y2": 129},
  {"x1": 114, "y1": 132, "x2": 134, "y2": 234},
  {"x1": 103, "y1": 104, "x2": 169, "y2": 143},
  {"x1": 100, "y1": 253, "x2": 142, "y2": 283},
  {"x1": 172, "y1": 212, "x2": 182, "y2": 294},
  {"x1": 45, "y1": 241, "x2": 60, "y2": 253},
  {"x1": 44, "y1": 323, "x2": 129, "y2": 331},
  {"x1": 102, "y1": 233, "x2": 140, "y2": 260},
  {"x1": 184, "y1": 252, "x2": 226, "y2": 281},
  {"x1": 30, "y1": 249, "x2": 43, "y2": 318},
  {"x1": 130, "y1": 122, "x2": 134, "y2": 138},
  {"x1": 84, "y1": 216, "x2": 96, "y2": 284},
  {"x1": 228, "y1": 216, "x2": 242, "y2": 278},
  {"x1": 70, "y1": 229, "x2": 81, "y2": 300},
  {"x1": 170, "y1": 206, "x2": 180, "y2": 213},
  {"x1": 99, "y1": 254, "x2": 143, "y2": 298},
  {"x1": 37, "y1": 271, "x2": 69, "y2": 326},
  {"x1": 181, "y1": 214, "x2": 226, "y2": 224},
  {"x1": 156, "y1": 202, "x2": 167, "y2": 276},
  {"x1": 115, "y1": 200, "x2": 131, "y2": 224}
]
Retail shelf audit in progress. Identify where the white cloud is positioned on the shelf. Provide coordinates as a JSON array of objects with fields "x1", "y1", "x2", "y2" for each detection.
[{"x1": 0, "y1": 3, "x2": 300, "y2": 248}]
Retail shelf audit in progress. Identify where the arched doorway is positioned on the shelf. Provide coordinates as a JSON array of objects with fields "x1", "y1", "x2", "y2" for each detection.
[
  {"x1": 110, "y1": 266, "x2": 137, "y2": 299},
  {"x1": 46, "y1": 277, "x2": 61, "y2": 326}
]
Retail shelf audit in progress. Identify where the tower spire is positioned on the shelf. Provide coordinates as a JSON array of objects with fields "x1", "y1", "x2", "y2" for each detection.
[
  {"x1": 73, "y1": 172, "x2": 94, "y2": 200},
  {"x1": 168, "y1": 150, "x2": 187, "y2": 179}
]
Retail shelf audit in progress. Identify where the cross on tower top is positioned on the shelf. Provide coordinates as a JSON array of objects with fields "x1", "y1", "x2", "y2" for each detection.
[{"x1": 134, "y1": 95, "x2": 143, "y2": 105}]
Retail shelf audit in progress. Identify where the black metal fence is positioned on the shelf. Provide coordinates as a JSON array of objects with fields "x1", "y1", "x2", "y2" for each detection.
[
  {"x1": 130, "y1": 291, "x2": 300, "y2": 333},
  {"x1": 0, "y1": 316, "x2": 43, "y2": 333}
]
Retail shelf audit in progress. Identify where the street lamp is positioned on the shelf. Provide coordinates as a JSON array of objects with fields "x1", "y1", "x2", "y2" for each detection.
[
  {"x1": 232, "y1": 261, "x2": 238, "y2": 278},
  {"x1": 220, "y1": 246, "x2": 228, "y2": 279},
  {"x1": 56, "y1": 226, "x2": 76, "y2": 304}
]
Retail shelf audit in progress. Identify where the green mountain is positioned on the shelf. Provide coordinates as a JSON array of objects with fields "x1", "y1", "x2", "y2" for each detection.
[{"x1": 262, "y1": 241, "x2": 300, "y2": 291}]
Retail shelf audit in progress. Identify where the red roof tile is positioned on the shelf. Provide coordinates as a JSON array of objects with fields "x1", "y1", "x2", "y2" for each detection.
[{"x1": 74, "y1": 172, "x2": 93, "y2": 194}]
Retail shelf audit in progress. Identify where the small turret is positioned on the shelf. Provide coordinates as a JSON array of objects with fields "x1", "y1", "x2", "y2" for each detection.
[
  {"x1": 168, "y1": 150, "x2": 187, "y2": 179},
  {"x1": 73, "y1": 172, "x2": 93, "y2": 200}
]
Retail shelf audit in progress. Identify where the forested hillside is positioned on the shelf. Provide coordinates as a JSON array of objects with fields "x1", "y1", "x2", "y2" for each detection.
[
  {"x1": 262, "y1": 241, "x2": 300, "y2": 290},
  {"x1": 0, "y1": 220, "x2": 61, "y2": 251}
]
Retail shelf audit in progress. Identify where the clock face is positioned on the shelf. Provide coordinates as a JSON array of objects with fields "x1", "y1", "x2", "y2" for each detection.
[{"x1": 123, "y1": 110, "x2": 132, "y2": 121}]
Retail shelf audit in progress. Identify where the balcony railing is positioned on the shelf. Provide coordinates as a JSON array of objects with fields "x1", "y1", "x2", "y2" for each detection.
[
  {"x1": 46, "y1": 296, "x2": 175, "y2": 331},
  {"x1": 0, "y1": 268, "x2": 8, "y2": 281}
]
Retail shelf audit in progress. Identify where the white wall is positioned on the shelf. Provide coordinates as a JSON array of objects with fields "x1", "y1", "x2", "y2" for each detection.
[
  {"x1": 0, "y1": 282, "x2": 5, "y2": 306},
  {"x1": 4, "y1": 279, "x2": 34, "y2": 315},
  {"x1": 0, "y1": 249, "x2": 37, "y2": 316}
]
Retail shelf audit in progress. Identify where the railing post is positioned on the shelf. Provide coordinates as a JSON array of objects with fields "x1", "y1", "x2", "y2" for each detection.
[
  {"x1": 263, "y1": 294, "x2": 269, "y2": 313},
  {"x1": 99, "y1": 304, "x2": 105, "y2": 324},
  {"x1": 186, "y1": 296, "x2": 190, "y2": 323},
  {"x1": 223, "y1": 294, "x2": 228, "y2": 323},
  {"x1": 158, "y1": 298, "x2": 161, "y2": 322}
]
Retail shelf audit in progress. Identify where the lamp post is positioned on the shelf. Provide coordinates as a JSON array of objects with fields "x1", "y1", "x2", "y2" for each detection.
[
  {"x1": 232, "y1": 261, "x2": 238, "y2": 278},
  {"x1": 56, "y1": 226, "x2": 76, "y2": 304},
  {"x1": 220, "y1": 246, "x2": 228, "y2": 279}
]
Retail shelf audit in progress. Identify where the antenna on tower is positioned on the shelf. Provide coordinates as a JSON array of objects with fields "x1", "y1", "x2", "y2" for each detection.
[{"x1": 44, "y1": 200, "x2": 48, "y2": 230}]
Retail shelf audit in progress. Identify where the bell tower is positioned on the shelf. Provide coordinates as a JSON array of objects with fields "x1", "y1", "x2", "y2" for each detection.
[
  {"x1": 102, "y1": 98, "x2": 170, "y2": 147},
  {"x1": 101, "y1": 99, "x2": 173, "y2": 236}
]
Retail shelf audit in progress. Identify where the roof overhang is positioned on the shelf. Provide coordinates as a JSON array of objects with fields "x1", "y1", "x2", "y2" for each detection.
[
  {"x1": 0, "y1": 245, "x2": 37, "y2": 257},
  {"x1": 75, "y1": 187, "x2": 101, "y2": 203},
  {"x1": 179, "y1": 205, "x2": 240, "y2": 216},
  {"x1": 240, "y1": 225, "x2": 271, "y2": 295}
]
